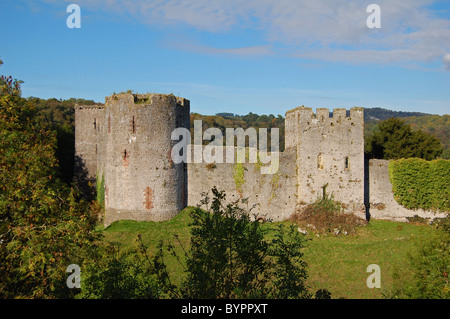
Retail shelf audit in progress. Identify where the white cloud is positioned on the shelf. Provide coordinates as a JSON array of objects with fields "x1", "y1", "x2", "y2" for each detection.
[
  {"x1": 45, "y1": 0, "x2": 450, "y2": 68},
  {"x1": 443, "y1": 54, "x2": 450, "y2": 70}
]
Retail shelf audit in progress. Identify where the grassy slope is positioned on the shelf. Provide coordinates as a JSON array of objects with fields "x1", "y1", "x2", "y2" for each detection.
[
  {"x1": 303, "y1": 220, "x2": 434, "y2": 298},
  {"x1": 100, "y1": 207, "x2": 435, "y2": 299}
]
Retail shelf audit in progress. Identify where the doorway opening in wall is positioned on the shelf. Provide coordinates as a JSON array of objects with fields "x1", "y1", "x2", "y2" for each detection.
[{"x1": 345, "y1": 156, "x2": 349, "y2": 170}]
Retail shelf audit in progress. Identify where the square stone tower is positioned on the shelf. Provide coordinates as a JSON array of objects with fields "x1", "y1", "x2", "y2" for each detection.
[{"x1": 285, "y1": 106, "x2": 365, "y2": 212}]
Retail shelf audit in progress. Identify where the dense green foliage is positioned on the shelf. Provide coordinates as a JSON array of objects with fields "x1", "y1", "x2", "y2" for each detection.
[
  {"x1": 76, "y1": 245, "x2": 161, "y2": 299},
  {"x1": 77, "y1": 188, "x2": 323, "y2": 299},
  {"x1": 96, "y1": 173, "x2": 105, "y2": 209},
  {"x1": 147, "y1": 187, "x2": 317, "y2": 299},
  {"x1": 365, "y1": 114, "x2": 449, "y2": 160},
  {"x1": 389, "y1": 158, "x2": 450, "y2": 212},
  {"x1": 403, "y1": 115, "x2": 450, "y2": 159},
  {"x1": 365, "y1": 118, "x2": 443, "y2": 160},
  {"x1": 0, "y1": 65, "x2": 100, "y2": 298}
]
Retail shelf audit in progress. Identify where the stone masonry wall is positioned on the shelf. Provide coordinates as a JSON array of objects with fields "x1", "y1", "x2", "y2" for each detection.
[
  {"x1": 75, "y1": 94, "x2": 446, "y2": 226},
  {"x1": 285, "y1": 107, "x2": 365, "y2": 212},
  {"x1": 103, "y1": 93, "x2": 190, "y2": 225},
  {"x1": 74, "y1": 104, "x2": 105, "y2": 185},
  {"x1": 187, "y1": 147, "x2": 298, "y2": 222},
  {"x1": 366, "y1": 159, "x2": 447, "y2": 221}
]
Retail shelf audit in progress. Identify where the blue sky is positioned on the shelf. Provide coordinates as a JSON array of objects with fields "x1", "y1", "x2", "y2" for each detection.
[{"x1": 1, "y1": 0, "x2": 449, "y2": 116}]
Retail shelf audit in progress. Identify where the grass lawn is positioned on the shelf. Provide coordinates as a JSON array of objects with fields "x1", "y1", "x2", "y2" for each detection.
[
  {"x1": 302, "y1": 219, "x2": 435, "y2": 298},
  {"x1": 100, "y1": 207, "x2": 436, "y2": 299}
]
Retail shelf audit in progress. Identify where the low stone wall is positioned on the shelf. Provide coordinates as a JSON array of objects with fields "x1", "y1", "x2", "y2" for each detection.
[
  {"x1": 366, "y1": 159, "x2": 447, "y2": 221},
  {"x1": 187, "y1": 156, "x2": 448, "y2": 223}
]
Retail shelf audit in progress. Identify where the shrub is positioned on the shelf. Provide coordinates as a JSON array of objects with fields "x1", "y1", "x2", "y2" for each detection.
[
  {"x1": 139, "y1": 187, "x2": 329, "y2": 299},
  {"x1": 76, "y1": 244, "x2": 160, "y2": 299},
  {"x1": 290, "y1": 191, "x2": 367, "y2": 235},
  {"x1": 389, "y1": 158, "x2": 450, "y2": 212}
]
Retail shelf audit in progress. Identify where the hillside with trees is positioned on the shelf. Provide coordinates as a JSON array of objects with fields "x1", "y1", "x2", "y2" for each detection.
[
  {"x1": 402, "y1": 115, "x2": 450, "y2": 159},
  {"x1": 191, "y1": 108, "x2": 448, "y2": 159},
  {"x1": 190, "y1": 112, "x2": 285, "y2": 151},
  {"x1": 364, "y1": 111, "x2": 449, "y2": 159},
  {"x1": 364, "y1": 118, "x2": 443, "y2": 160}
]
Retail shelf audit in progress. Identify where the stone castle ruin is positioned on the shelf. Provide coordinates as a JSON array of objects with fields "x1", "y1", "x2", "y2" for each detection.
[{"x1": 75, "y1": 93, "x2": 445, "y2": 226}]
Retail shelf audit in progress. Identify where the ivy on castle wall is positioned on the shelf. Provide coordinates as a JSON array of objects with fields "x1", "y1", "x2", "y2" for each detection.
[
  {"x1": 96, "y1": 173, "x2": 105, "y2": 208},
  {"x1": 232, "y1": 162, "x2": 245, "y2": 195},
  {"x1": 388, "y1": 158, "x2": 450, "y2": 212}
]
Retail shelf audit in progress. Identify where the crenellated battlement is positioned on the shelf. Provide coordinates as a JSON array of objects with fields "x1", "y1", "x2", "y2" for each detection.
[
  {"x1": 75, "y1": 103, "x2": 105, "y2": 110},
  {"x1": 285, "y1": 106, "x2": 363, "y2": 123},
  {"x1": 103, "y1": 93, "x2": 190, "y2": 111}
]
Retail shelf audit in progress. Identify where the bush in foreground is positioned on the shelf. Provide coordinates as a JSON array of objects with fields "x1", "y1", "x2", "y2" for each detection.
[
  {"x1": 140, "y1": 187, "x2": 327, "y2": 299},
  {"x1": 75, "y1": 187, "x2": 331, "y2": 299}
]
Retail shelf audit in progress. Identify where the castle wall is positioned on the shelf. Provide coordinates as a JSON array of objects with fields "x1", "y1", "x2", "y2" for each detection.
[
  {"x1": 74, "y1": 104, "x2": 105, "y2": 185},
  {"x1": 285, "y1": 107, "x2": 365, "y2": 212},
  {"x1": 75, "y1": 93, "x2": 446, "y2": 226},
  {"x1": 366, "y1": 159, "x2": 447, "y2": 221},
  {"x1": 102, "y1": 93, "x2": 190, "y2": 225},
  {"x1": 187, "y1": 147, "x2": 298, "y2": 221}
]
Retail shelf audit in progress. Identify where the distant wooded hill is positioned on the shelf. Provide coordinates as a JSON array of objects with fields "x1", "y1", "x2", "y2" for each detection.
[
  {"x1": 196, "y1": 107, "x2": 449, "y2": 159},
  {"x1": 363, "y1": 107, "x2": 429, "y2": 122},
  {"x1": 363, "y1": 108, "x2": 449, "y2": 159},
  {"x1": 403, "y1": 115, "x2": 449, "y2": 156}
]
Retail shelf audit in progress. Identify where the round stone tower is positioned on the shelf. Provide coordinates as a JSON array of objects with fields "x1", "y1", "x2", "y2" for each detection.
[{"x1": 101, "y1": 93, "x2": 190, "y2": 226}]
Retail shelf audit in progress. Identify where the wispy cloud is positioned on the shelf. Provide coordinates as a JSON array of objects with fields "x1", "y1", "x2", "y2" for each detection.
[
  {"x1": 165, "y1": 42, "x2": 274, "y2": 57},
  {"x1": 443, "y1": 54, "x2": 450, "y2": 70},
  {"x1": 44, "y1": 0, "x2": 450, "y2": 69}
]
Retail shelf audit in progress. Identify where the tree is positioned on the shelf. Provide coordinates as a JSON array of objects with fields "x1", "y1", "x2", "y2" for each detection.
[
  {"x1": 365, "y1": 118, "x2": 443, "y2": 160},
  {"x1": 141, "y1": 187, "x2": 324, "y2": 299},
  {"x1": 75, "y1": 244, "x2": 160, "y2": 299},
  {"x1": 0, "y1": 63, "x2": 100, "y2": 298},
  {"x1": 182, "y1": 187, "x2": 273, "y2": 298}
]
